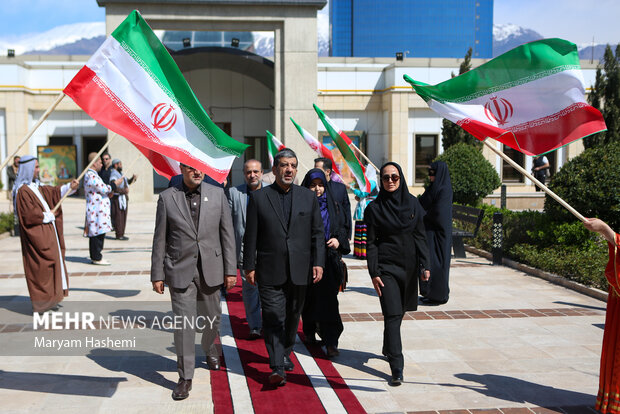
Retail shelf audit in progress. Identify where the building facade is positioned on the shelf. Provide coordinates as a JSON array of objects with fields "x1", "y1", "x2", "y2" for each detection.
[
  {"x1": 330, "y1": 0, "x2": 493, "y2": 58},
  {"x1": 0, "y1": 53, "x2": 596, "y2": 209}
]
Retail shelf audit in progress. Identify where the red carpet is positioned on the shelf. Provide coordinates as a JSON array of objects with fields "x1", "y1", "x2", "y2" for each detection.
[{"x1": 211, "y1": 274, "x2": 366, "y2": 413}]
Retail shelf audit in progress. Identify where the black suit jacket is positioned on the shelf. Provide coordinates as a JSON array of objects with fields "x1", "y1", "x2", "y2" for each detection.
[
  {"x1": 243, "y1": 183, "x2": 325, "y2": 286},
  {"x1": 329, "y1": 180, "x2": 351, "y2": 238}
]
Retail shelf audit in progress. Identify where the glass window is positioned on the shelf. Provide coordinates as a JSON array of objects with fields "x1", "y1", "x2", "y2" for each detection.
[
  {"x1": 502, "y1": 144, "x2": 525, "y2": 183},
  {"x1": 244, "y1": 136, "x2": 268, "y2": 169},
  {"x1": 415, "y1": 134, "x2": 438, "y2": 183}
]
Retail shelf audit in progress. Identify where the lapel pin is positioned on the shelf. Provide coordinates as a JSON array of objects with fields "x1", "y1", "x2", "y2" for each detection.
[{"x1": 204, "y1": 196, "x2": 208, "y2": 202}]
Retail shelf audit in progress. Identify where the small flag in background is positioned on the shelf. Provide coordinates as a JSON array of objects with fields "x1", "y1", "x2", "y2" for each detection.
[
  {"x1": 404, "y1": 38, "x2": 606, "y2": 156},
  {"x1": 63, "y1": 10, "x2": 248, "y2": 183},
  {"x1": 314, "y1": 104, "x2": 371, "y2": 192},
  {"x1": 290, "y1": 117, "x2": 341, "y2": 177},
  {"x1": 266, "y1": 130, "x2": 285, "y2": 168}
]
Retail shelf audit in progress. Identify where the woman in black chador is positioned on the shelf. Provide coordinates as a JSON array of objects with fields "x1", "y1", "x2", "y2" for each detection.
[
  {"x1": 301, "y1": 168, "x2": 350, "y2": 358},
  {"x1": 419, "y1": 161, "x2": 453, "y2": 305},
  {"x1": 365, "y1": 162, "x2": 430, "y2": 386}
]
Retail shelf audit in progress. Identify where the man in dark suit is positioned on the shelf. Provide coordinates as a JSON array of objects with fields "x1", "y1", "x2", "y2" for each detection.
[
  {"x1": 243, "y1": 148, "x2": 325, "y2": 386},
  {"x1": 151, "y1": 163, "x2": 236, "y2": 401},
  {"x1": 314, "y1": 157, "x2": 352, "y2": 239}
]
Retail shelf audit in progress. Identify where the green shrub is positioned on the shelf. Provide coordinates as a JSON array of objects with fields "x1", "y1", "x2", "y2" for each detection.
[
  {"x1": 468, "y1": 204, "x2": 608, "y2": 289},
  {"x1": 511, "y1": 244, "x2": 608, "y2": 290},
  {"x1": 0, "y1": 212, "x2": 12, "y2": 234},
  {"x1": 545, "y1": 141, "x2": 620, "y2": 230},
  {"x1": 436, "y1": 143, "x2": 500, "y2": 206}
]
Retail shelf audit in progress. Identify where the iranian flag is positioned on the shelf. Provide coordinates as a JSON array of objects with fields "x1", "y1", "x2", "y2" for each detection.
[
  {"x1": 266, "y1": 130, "x2": 285, "y2": 167},
  {"x1": 314, "y1": 104, "x2": 371, "y2": 192},
  {"x1": 404, "y1": 38, "x2": 606, "y2": 156},
  {"x1": 63, "y1": 10, "x2": 247, "y2": 182},
  {"x1": 290, "y1": 117, "x2": 341, "y2": 176}
]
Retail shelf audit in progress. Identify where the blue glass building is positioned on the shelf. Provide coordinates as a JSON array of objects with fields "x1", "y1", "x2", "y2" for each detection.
[{"x1": 330, "y1": 0, "x2": 493, "y2": 58}]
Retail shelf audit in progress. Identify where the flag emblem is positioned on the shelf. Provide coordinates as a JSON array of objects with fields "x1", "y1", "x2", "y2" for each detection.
[
  {"x1": 484, "y1": 97, "x2": 513, "y2": 126},
  {"x1": 151, "y1": 103, "x2": 177, "y2": 132}
]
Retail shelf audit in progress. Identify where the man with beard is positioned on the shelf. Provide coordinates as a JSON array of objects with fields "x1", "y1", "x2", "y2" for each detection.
[
  {"x1": 243, "y1": 148, "x2": 325, "y2": 386},
  {"x1": 228, "y1": 159, "x2": 266, "y2": 339},
  {"x1": 109, "y1": 158, "x2": 137, "y2": 240},
  {"x1": 13, "y1": 155, "x2": 79, "y2": 313}
]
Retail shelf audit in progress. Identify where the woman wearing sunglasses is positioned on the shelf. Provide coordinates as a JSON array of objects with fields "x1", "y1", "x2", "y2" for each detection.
[
  {"x1": 365, "y1": 162, "x2": 430, "y2": 386},
  {"x1": 300, "y1": 168, "x2": 351, "y2": 358}
]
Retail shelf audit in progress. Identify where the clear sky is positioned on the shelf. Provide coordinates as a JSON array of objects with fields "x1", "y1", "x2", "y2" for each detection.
[
  {"x1": 0, "y1": 0, "x2": 105, "y2": 38},
  {"x1": 0, "y1": 0, "x2": 618, "y2": 47},
  {"x1": 494, "y1": 0, "x2": 620, "y2": 46}
]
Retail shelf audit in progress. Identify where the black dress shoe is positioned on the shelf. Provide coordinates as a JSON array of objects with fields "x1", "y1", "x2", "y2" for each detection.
[
  {"x1": 172, "y1": 378, "x2": 192, "y2": 400},
  {"x1": 389, "y1": 369, "x2": 403, "y2": 386},
  {"x1": 420, "y1": 297, "x2": 447, "y2": 306},
  {"x1": 303, "y1": 335, "x2": 323, "y2": 346},
  {"x1": 206, "y1": 356, "x2": 220, "y2": 370},
  {"x1": 326, "y1": 346, "x2": 340, "y2": 358},
  {"x1": 269, "y1": 369, "x2": 286, "y2": 386},
  {"x1": 283, "y1": 355, "x2": 294, "y2": 372}
]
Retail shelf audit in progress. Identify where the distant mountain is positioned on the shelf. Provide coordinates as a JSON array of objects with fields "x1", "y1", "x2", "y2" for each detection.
[
  {"x1": 0, "y1": 22, "x2": 104, "y2": 55},
  {"x1": 493, "y1": 24, "x2": 543, "y2": 57},
  {"x1": 492, "y1": 23, "x2": 609, "y2": 61},
  {"x1": 1, "y1": 20, "x2": 609, "y2": 62},
  {"x1": 25, "y1": 35, "x2": 105, "y2": 55}
]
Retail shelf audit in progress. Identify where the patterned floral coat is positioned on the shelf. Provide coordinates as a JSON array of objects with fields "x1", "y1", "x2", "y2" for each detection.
[{"x1": 84, "y1": 169, "x2": 112, "y2": 237}]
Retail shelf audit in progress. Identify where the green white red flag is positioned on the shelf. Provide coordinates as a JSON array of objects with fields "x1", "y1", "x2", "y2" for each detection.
[
  {"x1": 313, "y1": 104, "x2": 371, "y2": 192},
  {"x1": 266, "y1": 130, "x2": 285, "y2": 167},
  {"x1": 289, "y1": 117, "x2": 341, "y2": 176},
  {"x1": 404, "y1": 38, "x2": 606, "y2": 156},
  {"x1": 63, "y1": 10, "x2": 247, "y2": 181}
]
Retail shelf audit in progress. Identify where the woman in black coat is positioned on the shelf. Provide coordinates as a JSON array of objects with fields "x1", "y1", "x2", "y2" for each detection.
[
  {"x1": 301, "y1": 168, "x2": 351, "y2": 358},
  {"x1": 419, "y1": 161, "x2": 453, "y2": 305},
  {"x1": 365, "y1": 162, "x2": 430, "y2": 386}
]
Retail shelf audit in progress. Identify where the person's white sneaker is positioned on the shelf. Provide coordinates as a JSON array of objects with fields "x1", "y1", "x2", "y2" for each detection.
[{"x1": 91, "y1": 259, "x2": 111, "y2": 266}]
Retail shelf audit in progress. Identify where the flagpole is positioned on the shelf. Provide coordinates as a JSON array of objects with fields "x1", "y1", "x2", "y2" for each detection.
[
  {"x1": 349, "y1": 142, "x2": 379, "y2": 172},
  {"x1": 124, "y1": 154, "x2": 142, "y2": 175},
  {"x1": 483, "y1": 140, "x2": 585, "y2": 222},
  {"x1": 51, "y1": 134, "x2": 117, "y2": 214},
  {"x1": 0, "y1": 92, "x2": 65, "y2": 173}
]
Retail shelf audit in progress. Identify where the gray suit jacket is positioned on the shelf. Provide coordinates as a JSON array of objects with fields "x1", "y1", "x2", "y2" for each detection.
[
  {"x1": 151, "y1": 181, "x2": 236, "y2": 289},
  {"x1": 228, "y1": 182, "x2": 267, "y2": 267}
]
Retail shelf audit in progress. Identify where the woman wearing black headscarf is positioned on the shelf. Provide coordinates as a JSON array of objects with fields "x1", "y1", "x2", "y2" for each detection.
[
  {"x1": 365, "y1": 162, "x2": 430, "y2": 386},
  {"x1": 301, "y1": 168, "x2": 350, "y2": 357},
  {"x1": 419, "y1": 161, "x2": 453, "y2": 305}
]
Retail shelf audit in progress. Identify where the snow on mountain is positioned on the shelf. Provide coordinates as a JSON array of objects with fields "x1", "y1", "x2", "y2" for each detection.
[
  {"x1": 0, "y1": 22, "x2": 104, "y2": 55},
  {"x1": 493, "y1": 23, "x2": 543, "y2": 57}
]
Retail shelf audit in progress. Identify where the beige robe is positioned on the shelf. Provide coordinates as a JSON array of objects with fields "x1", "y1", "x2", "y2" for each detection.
[{"x1": 16, "y1": 184, "x2": 69, "y2": 312}]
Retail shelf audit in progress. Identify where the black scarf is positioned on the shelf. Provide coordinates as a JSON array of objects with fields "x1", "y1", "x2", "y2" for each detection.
[
  {"x1": 420, "y1": 160, "x2": 453, "y2": 228},
  {"x1": 366, "y1": 162, "x2": 422, "y2": 233}
]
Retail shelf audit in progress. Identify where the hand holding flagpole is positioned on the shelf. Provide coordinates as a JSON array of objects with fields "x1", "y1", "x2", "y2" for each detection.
[{"x1": 51, "y1": 135, "x2": 118, "y2": 214}]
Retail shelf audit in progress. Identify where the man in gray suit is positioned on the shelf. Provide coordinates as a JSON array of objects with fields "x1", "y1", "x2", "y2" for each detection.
[
  {"x1": 228, "y1": 159, "x2": 264, "y2": 339},
  {"x1": 151, "y1": 164, "x2": 236, "y2": 401}
]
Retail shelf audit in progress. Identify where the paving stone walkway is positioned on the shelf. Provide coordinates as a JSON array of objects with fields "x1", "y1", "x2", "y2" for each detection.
[{"x1": 0, "y1": 197, "x2": 607, "y2": 413}]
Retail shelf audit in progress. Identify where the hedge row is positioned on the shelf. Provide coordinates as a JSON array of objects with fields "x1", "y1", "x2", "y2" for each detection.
[
  {"x1": 0, "y1": 212, "x2": 12, "y2": 234},
  {"x1": 465, "y1": 204, "x2": 609, "y2": 290}
]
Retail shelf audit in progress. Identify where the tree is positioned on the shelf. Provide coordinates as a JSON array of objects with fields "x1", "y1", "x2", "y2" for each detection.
[
  {"x1": 441, "y1": 48, "x2": 482, "y2": 150},
  {"x1": 435, "y1": 143, "x2": 500, "y2": 206},
  {"x1": 544, "y1": 141, "x2": 620, "y2": 230},
  {"x1": 585, "y1": 44, "x2": 620, "y2": 148}
]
